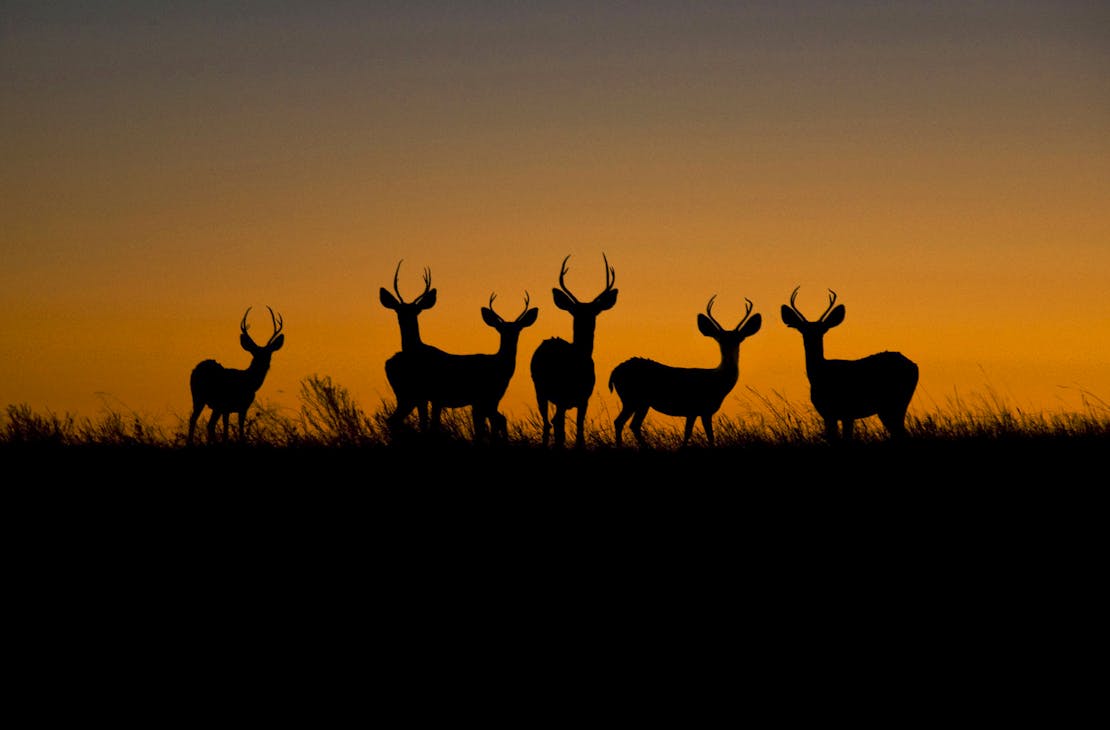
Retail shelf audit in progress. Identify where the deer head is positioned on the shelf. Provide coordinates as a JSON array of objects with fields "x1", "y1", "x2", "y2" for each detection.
[
  {"x1": 482, "y1": 292, "x2": 540, "y2": 347},
  {"x1": 551, "y1": 254, "x2": 619, "y2": 339},
  {"x1": 380, "y1": 260, "x2": 437, "y2": 351},
  {"x1": 240, "y1": 305, "x2": 285, "y2": 363},
  {"x1": 699, "y1": 295, "x2": 763, "y2": 349},
  {"x1": 781, "y1": 287, "x2": 845, "y2": 337}
]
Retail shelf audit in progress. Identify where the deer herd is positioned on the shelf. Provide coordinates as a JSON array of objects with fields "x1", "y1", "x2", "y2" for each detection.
[{"x1": 187, "y1": 254, "x2": 920, "y2": 447}]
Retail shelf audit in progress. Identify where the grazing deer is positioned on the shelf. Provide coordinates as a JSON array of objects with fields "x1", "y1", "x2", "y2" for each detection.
[
  {"x1": 380, "y1": 260, "x2": 442, "y2": 432},
  {"x1": 609, "y1": 295, "x2": 762, "y2": 448},
  {"x1": 422, "y1": 293, "x2": 539, "y2": 441},
  {"x1": 188, "y1": 306, "x2": 285, "y2": 445},
  {"x1": 530, "y1": 254, "x2": 618, "y2": 448},
  {"x1": 781, "y1": 287, "x2": 919, "y2": 440}
]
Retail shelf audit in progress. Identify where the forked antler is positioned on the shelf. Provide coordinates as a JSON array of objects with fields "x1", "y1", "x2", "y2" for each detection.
[
  {"x1": 558, "y1": 253, "x2": 616, "y2": 303},
  {"x1": 241, "y1": 306, "x2": 284, "y2": 346},
  {"x1": 788, "y1": 286, "x2": 838, "y2": 322},
  {"x1": 393, "y1": 259, "x2": 433, "y2": 304},
  {"x1": 488, "y1": 292, "x2": 533, "y2": 323},
  {"x1": 706, "y1": 295, "x2": 755, "y2": 331}
]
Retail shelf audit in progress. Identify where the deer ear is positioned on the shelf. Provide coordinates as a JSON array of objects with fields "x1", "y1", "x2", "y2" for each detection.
[
  {"x1": 520, "y1": 308, "x2": 540, "y2": 327},
  {"x1": 697, "y1": 313, "x2": 719, "y2": 337},
  {"x1": 269, "y1": 334, "x2": 285, "y2": 351},
  {"x1": 781, "y1": 305, "x2": 802, "y2": 329},
  {"x1": 825, "y1": 304, "x2": 846, "y2": 328},
  {"x1": 380, "y1": 288, "x2": 399, "y2": 310},
  {"x1": 739, "y1": 313, "x2": 762, "y2": 338},
  {"x1": 594, "y1": 288, "x2": 618, "y2": 311},
  {"x1": 481, "y1": 307, "x2": 501, "y2": 327},
  {"x1": 552, "y1": 288, "x2": 575, "y2": 311},
  {"x1": 418, "y1": 289, "x2": 437, "y2": 310},
  {"x1": 240, "y1": 333, "x2": 259, "y2": 353}
]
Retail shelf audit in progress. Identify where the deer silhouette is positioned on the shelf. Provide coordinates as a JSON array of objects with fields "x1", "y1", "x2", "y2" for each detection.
[
  {"x1": 610, "y1": 295, "x2": 762, "y2": 448},
  {"x1": 381, "y1": 260, "x2": 442, "y2": 432},
  {"x1": 187, "y1": 306, "x2": 285, "y2": 445},
  {"x1": 781, "y1": 287, "x2": 918, "y2": 440},
  {"x1": 420, "y1": 292, "x2": 539, "y2": 441},
  {"x1": 530, "y1": 254, "x2": 618, "y2": 449}
]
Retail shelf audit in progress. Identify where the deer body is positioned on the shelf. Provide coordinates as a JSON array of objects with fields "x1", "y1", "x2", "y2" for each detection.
[
  {"x1": 530, "y1": 254, "x2": 618, "y2": 448},
  {"x1": 782, "y1": 287, "x2": 918, "y2": 440},
  {"x1": 188, "y1": 306, "x2": 285, "y2": 445},
  {"x1": 389, "y1": 294, "x2": 539, "y2": 441},
  {"x1": 380, "y1": 261, "x2": 442, "y2": 432},
  {"x1": 610, "y1": 296, "x2": 762, "y2": 447}
]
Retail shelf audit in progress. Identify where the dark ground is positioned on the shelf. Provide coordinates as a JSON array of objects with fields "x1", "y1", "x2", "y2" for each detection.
[{"x1": 5, "y1": 435, "x2": 1100, "y2": 712}]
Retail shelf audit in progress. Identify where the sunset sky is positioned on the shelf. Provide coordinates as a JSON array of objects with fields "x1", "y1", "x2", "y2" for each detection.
[{"x1": 2, "y1": 1, "x2": 1108, "y2": 434}]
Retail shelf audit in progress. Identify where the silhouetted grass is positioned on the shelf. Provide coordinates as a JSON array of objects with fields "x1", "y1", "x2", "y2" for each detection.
[{"x1": 5, "y1": 375, "x2": 1108, "y2": 451}]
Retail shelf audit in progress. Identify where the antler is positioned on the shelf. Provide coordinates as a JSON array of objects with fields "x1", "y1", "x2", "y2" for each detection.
[
  {"x1": 602, "y1": 252, "x2": 616, "y2": 293},
  {"x1": 558, "y1": 254, "x2": 616, "y2": 303},
  {"x1": 821, "y1": 289, "x2": 838, "y2": 321},
  {"x1": 488, "y1": 292, "x2": 533, "y2": 323},
  {"x1": 517, "y1": 291, "x2": 531, "y2": 321},
  {"x1": 557, "y1": 256, "x2": 578, "y2": 303},
  {"x1": 393, "y1": 259, "x2": 433, "y2": 304},
  {"x1": 706, "y1": 295, "x2": 721, "y2": 330},
  {"x1": 266, "y1": 305, "x2": 284, "y2": 346},
  {"x1": 707, "y1": 295, "x2": 754, "y2": 331},
  {"x1": 788, "y1": 286, "x2": 837, "y2": 322},
  {"x1": 240, "y1": 306, "x2": 283, "y2": 345}
]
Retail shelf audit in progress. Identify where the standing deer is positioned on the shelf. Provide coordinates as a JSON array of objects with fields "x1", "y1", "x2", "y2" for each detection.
[
  {"x1": 781, "y1": 287, "x2": 918, "y2": 440},
  {"x1": 609, "y1": 295, "x2": 762, "y2": 448},
  {"x1": 530, "y1": 254, "x2": 618, "y2": 448},
  {"x1": 380, "y1": 260, "x2": 441, "y2": 432},
  {"x1": 188, "y1": 306, "x2": 285, "y2": 445},
  {"x1": 422, "y1": 293, "x2": 539, "y2": 441}
]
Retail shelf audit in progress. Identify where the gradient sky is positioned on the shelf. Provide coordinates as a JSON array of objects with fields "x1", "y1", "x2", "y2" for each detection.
[{"x1": 2, "y1": 1, "x2": 1108, "y2": 433}]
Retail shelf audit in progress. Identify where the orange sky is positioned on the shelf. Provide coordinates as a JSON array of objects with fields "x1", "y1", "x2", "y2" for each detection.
[{"x1": 2, "y1": 2, "x2": 1108, "y2": 433}]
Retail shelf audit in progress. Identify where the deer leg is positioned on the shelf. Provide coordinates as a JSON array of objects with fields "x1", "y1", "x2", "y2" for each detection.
[
  {"x1": 613, "y1": 406, "x2": 633, "y2": 447},
  {"x1": 417, "y1": 401, "x2": 429, "y2": 431},
  {"x1": 630, "y1": 410, "x2": 648, "y2": 448},
  {"x1": 187, "y1": 407, "x2": 203, "y2": 445},
  {"x1": 237, "y1": 410, "x2": 247, "y2": 442},
  {"x1": 701, "y1": 415, "x2": 714, "y2": 448},
  {"x1": 880, "y1": 410, "x2": 908, "y2": 438},
  {"x1": 842, "y1": 419, "x2": 855, "y2": 440},
  {"x1": 206, "y1": 411, "x2": 220, "y2": 442},
  {"x1": 682, "y1": 416, "x2": 697, "y2": 446},
  {"x1": 823, "y1": 417, "x2": 838, "y2": 441},
  {"x1": 552, "y1": 406, "x2": 567, "y2": 448},
  {"x1": 574, "y1": 404, "x2": 587, "y2": 449},
  {"x1": 536, "y1": 394, "x2": 552, "y2": 446},
  {"x1": 221, "y1": 412, "x2": 231, "y2": 442},
  {"x1": 490, "y1": 412, "x2": 508, "y2": 441},
  {"x1": 471, "y1": 407, "x2": 485, "y2": 443}
]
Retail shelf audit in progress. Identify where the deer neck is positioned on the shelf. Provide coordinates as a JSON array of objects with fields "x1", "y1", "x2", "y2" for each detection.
[
  {"x1": 801, "y1": 335, "x2": 827, "y2": 380},
  {"x1": 245, "y1": 357, "x2": 272, "y2": 388},
  {"x1": 715, "y1": 342, "x2": 741, "y2": 385},
  {"x1": 496, "y1": 332, "x2": 522, "y2": 365},
  {"x1": 398, "y1": 319, "x2": 423, "y2": 352},
  {"x1": 570, "y1": 317, "x2": 597, "y2": 357}
]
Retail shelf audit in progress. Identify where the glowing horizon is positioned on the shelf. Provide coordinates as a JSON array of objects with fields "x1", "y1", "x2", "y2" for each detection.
[{"x1": 2, "y1": 2, "x2": 1108, "y2": 433}]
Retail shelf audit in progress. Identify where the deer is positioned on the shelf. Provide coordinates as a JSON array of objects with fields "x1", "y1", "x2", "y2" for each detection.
[
  {"x1": 187, "y1": 306, "x2": 285, "y2": 445},
  {"x1": 609, "y1": 295, "x2": 762, "y2": 448},
  {"x1": 781, "y1": 287, "x2": 919, "y2": 441},
  {"x1": 530, "y1": 254, "x2": 618, "y2": 449},
  {"x1": 380, "y1": 260, "x2": 442, "y2": 432},
  {"x1": 419, "y1": 292, "x2": 539, "y2": 442}
]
